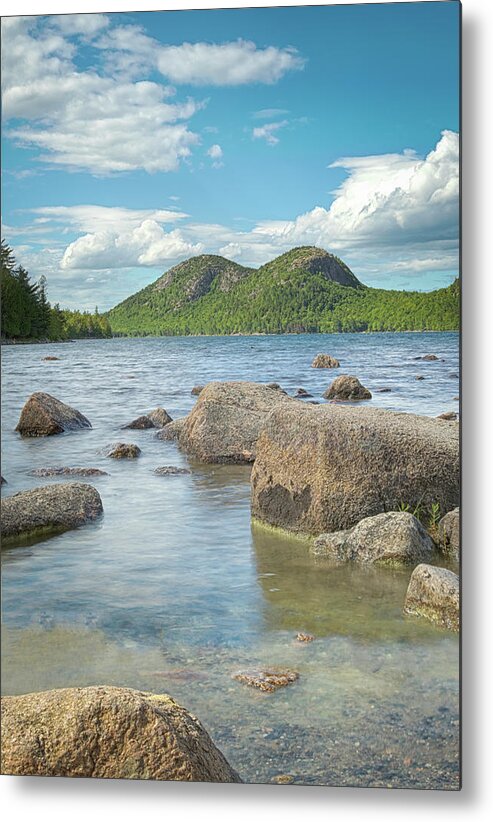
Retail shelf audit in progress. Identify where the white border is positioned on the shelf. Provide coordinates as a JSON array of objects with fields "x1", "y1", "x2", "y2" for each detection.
[{"x1": 2, "y1": 1, "x2": 493, "y2": 820}]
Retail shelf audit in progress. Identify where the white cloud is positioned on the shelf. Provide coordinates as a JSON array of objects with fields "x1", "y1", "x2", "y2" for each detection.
[
  {"x1": 29, "y1": 205, "x2": 188, "y2": 234},
  {"x1": 155, "y1": 40, "x2": 304, "y2": 86},
  {"x1": 252, "y1": 120, "x2": 289, "y2": 146},
  {"x1": 206, "y1": 143, "x2": 224, "y2": 168},
  {"x1": 253, "y1": 108, "x2": 289, "y2": 119},
  {"x1": 50, "y1": 14, "x2": 110, "y2": 37},
  {"x1": 61, "y1": 220, "x2": 204, "y2": 270}
]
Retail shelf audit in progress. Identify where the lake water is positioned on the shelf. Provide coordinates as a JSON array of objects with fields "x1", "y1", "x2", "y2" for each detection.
[{"x1": 1, "y1": 332, "x2": 460, "y2": 788}]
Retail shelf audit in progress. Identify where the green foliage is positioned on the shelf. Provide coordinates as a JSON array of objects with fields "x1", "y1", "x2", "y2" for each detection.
[
  {"x1": 108, "y1": 246, "x2": 460, "y2": 337},
  {"x1": 1, "y1": 241, "x2": 112, "y2": 342}
]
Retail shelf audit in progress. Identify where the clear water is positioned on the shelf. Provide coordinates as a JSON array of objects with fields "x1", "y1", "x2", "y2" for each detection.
[{"x1": 1, "y1": 332, "x2": 460, "y2": 788}]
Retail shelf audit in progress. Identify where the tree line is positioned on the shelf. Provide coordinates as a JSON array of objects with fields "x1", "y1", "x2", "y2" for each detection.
[{"x1": 1, "y1": 241, "x2": 112, "y2": 341}]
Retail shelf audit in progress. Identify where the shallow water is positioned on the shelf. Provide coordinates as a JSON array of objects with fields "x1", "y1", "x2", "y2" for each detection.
[{"x1": 1, "y1": 333, "x2": 459, "y2": 788}]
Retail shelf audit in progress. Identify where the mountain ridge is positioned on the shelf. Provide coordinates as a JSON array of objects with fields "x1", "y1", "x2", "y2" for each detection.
[{"x1": 107, "y1": 246, "x2": 459, "y2": 336}]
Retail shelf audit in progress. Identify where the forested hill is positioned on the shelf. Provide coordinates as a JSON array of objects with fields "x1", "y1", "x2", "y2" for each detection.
[{"x1": 108, "y1": 246, "x2": 460, "y2": 335}]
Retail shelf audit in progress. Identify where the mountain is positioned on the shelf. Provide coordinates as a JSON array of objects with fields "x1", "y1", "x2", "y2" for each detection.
[{"x1": 107, "y1": 246, "x2": 459, "y2": 336}]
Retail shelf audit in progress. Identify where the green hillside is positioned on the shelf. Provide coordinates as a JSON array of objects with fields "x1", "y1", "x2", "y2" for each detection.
[{"x1": 107, "y1": 246, "x2": 460, "y2": 336}]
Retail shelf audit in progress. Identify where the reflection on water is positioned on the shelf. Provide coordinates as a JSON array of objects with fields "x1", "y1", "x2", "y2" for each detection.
[{"x1": 1, "y1": 333, "x2": 459, "y2": 787}]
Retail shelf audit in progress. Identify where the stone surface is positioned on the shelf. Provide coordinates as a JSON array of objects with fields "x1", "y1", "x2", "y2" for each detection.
[
  {"x1": 438, "y1": 507, "x2": 460, "y2": 562},
  {"x1": 29, "y1": 467, "x2": 108, "y2": 478},
  {"x1": 437, "y1": 412, "x2": 458, "y2": 421},
  {"x1": 232, "y1": 669, "x2": 299, "y2": 693},
  {"x1": 251, "y1": 404, "x2": 459, "y2": 535},
  {"x1": 323, "y1": 375, "x2": 372, "y2": 401},
  {"x1": 1, "y1": 483, "x2": 103, "y2": 544},
  {"x1": 296, "y1": 633, "x2": 315, "y2": 643},
  {"x1": 122, "y1": 415, "x2": 155, "y2": 430},
  {"x1": 0, "y1": 685, "x2": 241, "y2": 782},
  {"x1": 156, "y1": 418, "x2": 187, "y2": 441},
  {"x1": 172, "y1": 381, "x2": 293, "y2": 464},
  {"x1": 154, "y1": 466, "x2": 191, "y2": 476},
  {"x1": 295, "y1": 388, "x2": 312, "y2": 397},
  {"x1": 148, "y1": 408, "x2": 173, "y2": 428},
  {"x1": 105, "y1": 443, "x2": 141, "y2": 459},
  {"x1": 404, "y1": 564, "x2": 459, "y2": 631},
  {"x1": 15, "y1": 392, "x2": 91, "y2": 437},
  {"x1": 191, "y1": 385, "x2": 205, "y2": 396},
  {"x1": 311, "y1": 530, "x2": 349, "y2": 560},
  {"x1": 311, "y1": 353, "x2": 340, "y2": 369}
]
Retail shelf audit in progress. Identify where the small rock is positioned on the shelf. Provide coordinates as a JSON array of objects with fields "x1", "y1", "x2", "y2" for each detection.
[
  {"x1": 296, "y1": 633, "x2": 315, "y2": 643},
  {"x1": 1, "y1": 483, "x2": 103, "y2": 545},
  {"x1": 377, "y1": 388, "x2": 392, "y2": 393},
  {"x1": 295, "y1": 388, "x2": 312, "y2": 397},
  {"x1": 148, "y1": 408, "x2": 172, "y2": 427},
  {"x1": 29, "y1": 467, "x2": 108, "y2": 477},
  {"x1": 1, "y1": 475, "x2": 6, "y2": 485},
  {"x1": 453, "y1": 396, "x2": 459, "y2": 401},
  {"x1": 312, "y1": 530, "x2": 350, "y2": 560},
  {"x1": 437, "y1": 412, "x2": 458, "y2": 421},
  {"x1": 312, "y1": 353, "x2": 340, "y2": 369},
  {"x1": 42, "y1": 356, "x2": 60, "y2": 361},
  {"x1": 438, "y1": 507, "x2": 460, "y2": 562},
  {"x1": 232, "y1": 669, "x2": 299, "y2": 693},
  {"x1": 191, "y1": 385, "x2": 205, "y2": 396},
  {"x1": 122, "y1": 415, "x2": 155, "y2": 430},
  {"x1": 15, "y1": 392, "x2": 91, "y2": 437},
  {"x1": 271, "y1": 774, "x2": 294, "y2": 784},
  {"x1": 415, "y1": 375, "x2": 425, "y2": 381},
  {"x1": 323, "y1": 375, "x2": 371, "y2": 401},
  {"x1": 404, "y1": 564, "x2": 459, "y2": 631},
  {"x1": 266, "y1": 383, "x2": 287, "y2": 393},
  {"x1": 154, "y1": 466, "x2": 191, "y2": 476},
  {"x1": 449, "y1": 373, "x2": 459, "y2": 379},
  {"x1": 419, "y1": 354, "x2": 439, "y2": 361},
  {"x1": 105, "y1": 443, "x2": 141, "y2": 459}
]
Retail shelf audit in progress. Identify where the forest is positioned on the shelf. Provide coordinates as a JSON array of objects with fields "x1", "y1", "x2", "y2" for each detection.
[{"x1": 0, "y1": 241, "x2": 112, "y2": 342}]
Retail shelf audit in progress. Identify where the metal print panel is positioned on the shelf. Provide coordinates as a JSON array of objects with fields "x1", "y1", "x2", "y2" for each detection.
[{"x1": 0, "y1": 1, "x2": 460, "y2": 789}]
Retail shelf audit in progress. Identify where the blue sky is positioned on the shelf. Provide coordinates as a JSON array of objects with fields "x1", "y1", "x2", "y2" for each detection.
[{"x1": 1, "y1": 2, "x2": 460, "y2": 310}]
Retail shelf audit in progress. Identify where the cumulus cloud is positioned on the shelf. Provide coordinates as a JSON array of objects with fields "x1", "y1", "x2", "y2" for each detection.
[
  {"x1": 50, "y1": 14, "x2": 110, "y2": 37},
  {"x1": 206, "y1": 143, "x2": 224, "y2": 168},
  {"x1": 61, "y1": 220, "x2": 204, "y2": 270},
  {"x1": 252, "y1": 120, "x2": 289, "y2": 146},
  {"x1": 29, "y1": 205, "x2": 188, "y2": 234}
]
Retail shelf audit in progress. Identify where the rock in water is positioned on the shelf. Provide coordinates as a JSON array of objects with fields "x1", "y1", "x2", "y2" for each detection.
[
  {"x1": 156, "y1": 419, "x2": 186, "y2": 441},
  {"x1": 1, "y1": 483, "x2": 103, "y2": 544},
  {"x1": 122, "y1": 415, "x2": 155, "y2": 430},
  {"x1": 0, "y1": 686, "x2": 241, "y2": 781},
  {"x1": 311, "y1": 353, "x2": 340, "y2": 368},
  {"x1": 148, "y1": 408, "x2": 172, "y2": 427},
  {"x1": 154, "y1": 466, "x2": 191, "y2": 476},
  {"x1": 438, "y1": 507, "x2": 460, "y2": 562},
  {"x1": 314, "y1": 512, "x2": 434, "y2": 566},
  {"x1": 29, "y1": 467, "x2": 108, "y2": 478},
  {"x1": 15, "y1": 392, "x2": 91, "y2": 437},
  {"x1": 251, "y1": 404, "x2": 459, "y2": 535},
  {"x1": 191, "y1": 385, "x2": 205, "y2": 396},
  {"x1": 233, "y1": 669, "x2": 299, "y2": 693},
  {"x1": 323, "y1": 375, "x2": 371, "y2": 401},
  {"x1": 404, "y1": 564, "x2": 459, "y2": 631},
  {"x1": 437, "y1": 411, "x2": 458, "y2": 421},
  {"x1": 105, "y1": 443, "x2": 141, "y2": 459},
  {"x1": 172, "y1": 381, "x2": 293, "y2": 463}
]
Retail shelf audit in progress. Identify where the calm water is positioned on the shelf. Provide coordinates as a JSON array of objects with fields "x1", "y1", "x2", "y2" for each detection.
[{"x1": 1, "y1": 333, "x2": 460, "y2": 788}]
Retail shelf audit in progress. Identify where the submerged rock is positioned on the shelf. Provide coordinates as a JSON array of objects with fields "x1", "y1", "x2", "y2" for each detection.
[
  {"x1": 232, "y1": 668, "x2": 299, "y2": 693},
  {"x1": 15, "y1": 392, "x2": 91, "y2": 437},
  {"x1": 404, "y1": 564, "x2": 459, "y2": 631},
  {"x1": 295, "y1": 633, "x2": 315, "y2": 643},
  {"x1": 415, "y1": 375, "x2": 425, "y2": 381},
  {"x1": 29, "y1": 467, "x2": 108, "y2": 478},
  {"x1": 414, "y1": 354, "x2": 439, "y2": 361},
  {"x1": 323, "y1": 375, "x2": 371, "y2": 401},
  {"x1": 105, "y1": 443, "x2": 141, "y2": 459},
  {"x1": 438, "y1": 507, "x2": 460, "y2": 562},
  {"x1": 123, "y1": 408, "x2": 173, "y2": 430},
  {"x1": 1, "y1": 476, "x2": 6, "y2": 485},
  {"x1": 154, "y1": 466, "x2": 191, "y2": 476},
  {"x1": 0, "y1": 685, "x2": 241, "y2": 782},
  {"x1": 312, "y1": 530, "x2": 349, "y2": 560},
  {"x1": 437, "y1": 411, "x2": 458, "y2": 421},
  {"x1": 251, "y1": 404, "x2": 459, "y2": 535},
  {"x1": 171, "y1": 381, "x2": 293, "y2": 464},
  {"x1": 1, "y1": 483, "x2": 103, "y2": 544},
  {"x1": 266, "y1": 383, "x2": 287, "y2": 393},
  {"x1": 311, "y1": 353, "x2": 340, "y2": 369},
  {"x1": 191, "y1": 385, "x2": 205, "y2": 396},
  {"x1": 377, "y1": 387, "x2": 392, "y2": 393},
  {"x1": 295, "y1": 388, "x2": 312, "y2": 398},
  {"x1": 42, "y1": 356, "x2": 60, "y2": 361}
]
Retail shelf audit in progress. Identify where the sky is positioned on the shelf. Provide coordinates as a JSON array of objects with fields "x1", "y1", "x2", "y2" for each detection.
[{"x1": 1, "y1": 1, "x2": 460, "y2": 311}]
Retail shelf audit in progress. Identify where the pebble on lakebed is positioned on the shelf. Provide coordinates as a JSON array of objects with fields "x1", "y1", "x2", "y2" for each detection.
[
  {"x1": 296, "y1": 633, "x2": 315, "y2": 642},
  {"x1": 154, "y1": 466, "x2": 191, "y2": 476},
  {"x1": 232, "y1": 669, "x2": 299, "y2": 693}
]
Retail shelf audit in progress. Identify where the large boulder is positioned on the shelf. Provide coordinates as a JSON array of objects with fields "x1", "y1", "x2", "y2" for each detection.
[
  {"x1": 404, "y1": 564, "x2": 459, "y2": 631},
  {"x1": 312, "y1": 512, "x2": 434, "y2": 566},
  {"x1": 1, "y1": 483, "x2": 103, "y2": 545},
  {"x1": 438, "y1": 507, "x2": 460, "y2": 562},
  {"x1": 0, "y1": 686, "x2": 241, "y2": 782},
  {"x1": 323, "y1": 375, "x2": 371, "y2": 401},
  {"x1": 311, "y1": 353, "x2": 340, "y2": 369},
  {"x1": 251, "y1": 404, "x2": 460, "y2": 535},
  {"x1": 171, "y1": 381, "x2": 293, "y2": 464},
  {"x1": 15, "y1": 392, "x2": 91, "y2": 437}
]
